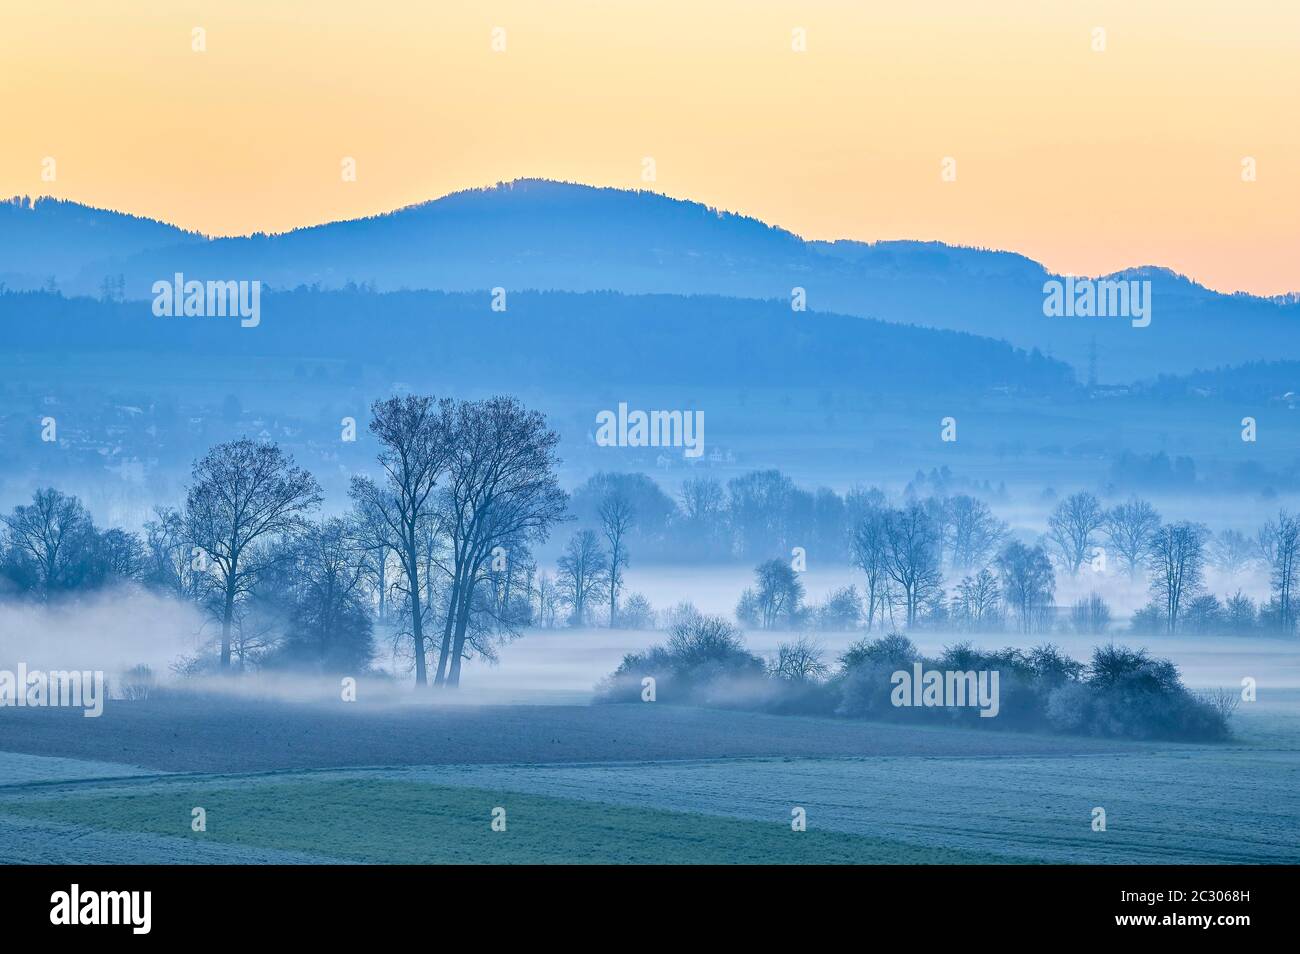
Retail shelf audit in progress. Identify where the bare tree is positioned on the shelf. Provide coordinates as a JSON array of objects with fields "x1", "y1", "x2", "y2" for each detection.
[
  {"x1": 351, "y1": 502, "x2": 395, "y2": 628},
  {"x1": 954, "y1": 568, "x2": 1000, "y2": 630},
  {"x1": 185, "y1": 439, "x2": 321, "y2": 670},
  {"x1": 2, "y1": 488, "x2": 94, "y2": 597},
  {"x1": 851, "y1": 504, "x2": 891, "y2": 631},
  {"x1": 348, "y1": 396, "x2": 453, "y2": 686},
  {"x1": 1211, "y1": 528, "x2": 1255, "y2": 575},
  {"x1": 769, "y1": 636, "x2": 829, "y2": 682},
  {"x1": 142, "y1": 505, "x2": 206, "y2": 600},
  {"x1": 1147, "y1": 521, "x2": 1208, "y2": 635},
  {"x1": 535, "y1": 571, "x2": 560, "y2": 628},
  {"x1": 943, "y1": 495, "x2": 1007, "y2": 572},
  {"x1": 1070, "y1": 592, "x2": 1112, "y2": 635},
  {"x1": 282, "y1": 517, "x2": 375, "y2": 671},
  {"x1": 744, "y1": 558, "x2": 804, "y2": 629},
  {"x1": 996, "y1": 542, "x2": 1056, "y2": 633},
  {"x1": 882, "y1": 503, "x2": 942, "y2": 628},
  {"x1": 1047, "y1": 491, "x2": 1106, "y2": 575},
  {"x1": 433, "y1": 397, "x2": 567, "y2": 687},
  {"x1": 678, "y1": 476, "x2": 726, "y2": 556},
  {"x1": 557, "y1": 529, "x2": 608, "y2": 627},
  {"x1": 1259, "y1": 510, "x2": 1300, "y2": 635},
  {"x1": 599, "y1": 491, "x2": 636, "y2": 627},
  {"x1": 1103, "y1": 497, "x2": 1160, "y2": 578}
]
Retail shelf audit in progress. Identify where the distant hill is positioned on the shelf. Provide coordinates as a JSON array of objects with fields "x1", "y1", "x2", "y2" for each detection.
[
  {"x1": 0, "y1": 197, "x2": 202, "y2": 287},
  {"x1": 3, "y1": 180, "x2": 1295, "y2": 381}
]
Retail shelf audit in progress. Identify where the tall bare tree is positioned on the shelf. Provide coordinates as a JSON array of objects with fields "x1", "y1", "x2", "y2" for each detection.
[
  {"x1": 599, "y1": 491, "x2": 636, "y2": 627},
  {"x1": 436, "y1": 397, "x2": 567, "y2": 687},
  {"x1": 535, "y1": 571, "x2": 560, "y2": 628},
  {"x1": 556, "y1": 530, "x2": 608, "y2": 628},
  {"x1": 1259, "y1": 510, "x2": 1300, "y2": 635},
  {"x1": 351, "y1": 502, "x2": 395, "y2": 628},
  {"x1": 185, "y1": 439, "x2": 322, "y2": 670},
  {"x1": 1147, "y1": 521, "x2": 1208, "y2": 635},
  {"x1": 851, "y1": 504, "x2": 890, "y2": 630},
  {"x1": 882, "y1": 503, "x2": 942, "y2": 627},
  {"x1": 348, "y1": 395, "x2": 453, "y2": 686},
  {"x1": 995, "y1": 541, "x2": 1056, "y2": 633}
]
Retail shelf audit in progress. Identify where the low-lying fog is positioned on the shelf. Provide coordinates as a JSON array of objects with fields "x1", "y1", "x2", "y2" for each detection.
[{"x1": 1, "y1": 562, "x2": 1296, "y2": 707}]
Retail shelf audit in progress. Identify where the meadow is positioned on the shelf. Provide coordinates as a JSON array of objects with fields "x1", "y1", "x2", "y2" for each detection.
[{"x1": 0, "y1": 692, "x2": 1295, "y2": 865}]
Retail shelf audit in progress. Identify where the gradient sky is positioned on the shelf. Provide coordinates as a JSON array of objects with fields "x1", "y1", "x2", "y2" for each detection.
[{"x1": 3, "y1": 0, "x2": 1297, "y2": 294}]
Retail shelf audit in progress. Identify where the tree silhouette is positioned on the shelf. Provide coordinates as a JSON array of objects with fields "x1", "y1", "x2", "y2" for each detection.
[{"x1": 185, "y1": 439, "x2": 321, "y2": 670}]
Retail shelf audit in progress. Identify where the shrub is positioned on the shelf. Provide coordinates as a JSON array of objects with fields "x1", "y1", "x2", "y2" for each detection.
[
  {"x1": 598, "y1": 623, "x2": 1231, "y2": 741},
  {"x1": 1044, "y1": 644, "x2": 1230, "y2": 741},
  {"x1": 813, "y1": 586, "x2": 862, "y2": 630},
  {"x1": 595, "y1": 613, "x2": 764, "y2": 705},
  {"x1": 769, "y1": 637, "x2": 830, "y2": 682},
  {"x1": 119, "y1": 664, "x2": 155, "y2": 701},
  {"x1": 834, "y1": 637, "x2": 1229, "y2": 740},
  {"x1": 1025, "y1": 643, "x2": 1085, "y2": 687},
  {"x1": 1071, "y1": 593, "x2": 1111, "y2": 635},
  {"x1": 619, "y1": 592, "x2": 655, "y2": 630},
  {"x1": 839, "y1": 632, "x2": 917, "y2": 669}
]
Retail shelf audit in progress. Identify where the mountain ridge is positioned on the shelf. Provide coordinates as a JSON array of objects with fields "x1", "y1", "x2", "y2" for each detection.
[{"x1": 2, "y1": 180, "x2": 1295, "y2": 381}]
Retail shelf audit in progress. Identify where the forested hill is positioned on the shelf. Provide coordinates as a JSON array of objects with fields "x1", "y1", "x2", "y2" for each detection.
[
  {"x1": 0, "y1": 288, "x2": 1073, "y2": 398},
  {"x1": 4, "y1": 180, "x2": 1296, "y2": 381}
]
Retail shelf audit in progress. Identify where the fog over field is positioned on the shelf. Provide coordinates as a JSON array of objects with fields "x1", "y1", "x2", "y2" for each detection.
[{"x1": 2, "y1": 558, "x2": 1296, "y2": 706}]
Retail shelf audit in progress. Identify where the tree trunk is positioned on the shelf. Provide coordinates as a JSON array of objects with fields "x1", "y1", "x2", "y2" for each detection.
[
  {"x1": 608, "y1": 558, "x2": 618, "y2": 628},
  {"x1": 435, "y1": 555, "x2": 469, "y2": 686},
  {"x1": 220, "y1": 586, "x2": 235, "y2": 671},
  {"x1": 406, "y1": 540, "x2": 426, "y2": 686},
  {"x1": 447, "y1": 576, "x2": 476, "y2": 688},
  {"x1": 434, "y1": 575, "x2": 460, "y2": 687}
]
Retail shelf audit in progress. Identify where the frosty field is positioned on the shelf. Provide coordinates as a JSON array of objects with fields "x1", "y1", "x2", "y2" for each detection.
[{"x1": 0, "y1": 698, "x2": 1295, "y2": 865}]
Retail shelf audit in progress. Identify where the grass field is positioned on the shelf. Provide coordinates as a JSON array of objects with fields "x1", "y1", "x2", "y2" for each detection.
[
  {"x1": 0, "y1": 776, "x2": 1027, "y2": 864},
  {"x1": 0, "y1": 699, "x2": 1296, "y2": 865}
]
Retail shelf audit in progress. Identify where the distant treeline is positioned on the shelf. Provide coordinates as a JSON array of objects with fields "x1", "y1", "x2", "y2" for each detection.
[
  {"x1": 559, "y1": 473, "x2": 1299, "y2": 639},
  {"x1": 0, "y1": 288, "x2": 1076, "y2": 398}
]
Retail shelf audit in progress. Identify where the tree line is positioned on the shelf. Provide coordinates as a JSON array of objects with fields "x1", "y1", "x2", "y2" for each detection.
[
  {"x1": 3, "y1": 415, "x2": 1296, "y2": 673},
  {"x1": 724, "y1": 491, "x2": 1298, "y2": 638},
  {"x1": 0, "y1": 394, "x2": 567, "y2": 687}
]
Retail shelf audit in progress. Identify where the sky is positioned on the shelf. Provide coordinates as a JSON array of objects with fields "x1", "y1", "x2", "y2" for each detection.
[{"x1": 2, "y1": 0, "x2": 1297, "y2": 295}]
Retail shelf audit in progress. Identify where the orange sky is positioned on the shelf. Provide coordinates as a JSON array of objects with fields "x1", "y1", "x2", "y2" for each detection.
[{"x1": 2, "y1": 0, "x2": 1297, "y2": 294}]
